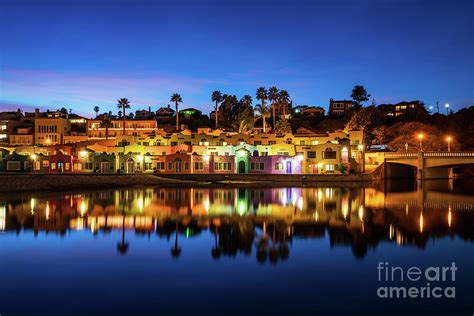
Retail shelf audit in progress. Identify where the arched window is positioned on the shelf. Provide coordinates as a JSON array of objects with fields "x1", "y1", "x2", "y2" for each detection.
[{"x1": 323, "y1": 148, "x2": 336, "y2": 159}]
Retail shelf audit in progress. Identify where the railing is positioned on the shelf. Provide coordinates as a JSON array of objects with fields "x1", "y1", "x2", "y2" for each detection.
[
  {"x1": 423, "y1": 152, "x2": 474, "y2": 157},
  {"x1": 383, "y1": 152, "x2": 474, "y2": 159},
  {"x1": 384, "y1": 152, "x2": 418, "y2": 158}
]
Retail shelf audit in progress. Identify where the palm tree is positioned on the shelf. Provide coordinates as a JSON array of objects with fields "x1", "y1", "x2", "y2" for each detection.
[
  {"x1": 211, "y1": 90, "x2": 222, "y2": 129},
  {"x1": 256, "y1": 87, "x2": 268, "y2": 132},
  {"x1": 241, "y1": 95, "x2": 253, "y2": 107},
  {"x1": 100, "y1": 113, "x2": 113, "y2": 140},
  {"x1": 278, "y1": 90, "x2": 290, "y2": 118},
  {"x1": 93, "y1": 106, "x2": 100, "y2": 118},
  {"x1": 170, "y1": 93, "x2": 183, "y2": 130},
  {"x1": 254, "y1": 104, "x2": 270, "y2": 133},
  {"x1": 117, "y1": 98, "x2": 131, "y2": 135},
  {"x1": 268, "y1": 86, "x2": 279, "y2": 129}
]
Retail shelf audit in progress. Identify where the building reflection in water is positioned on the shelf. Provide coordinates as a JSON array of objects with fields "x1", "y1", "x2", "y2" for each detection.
[{"x1": 2, "y1": 181, "x2": 474, "y2": 261}]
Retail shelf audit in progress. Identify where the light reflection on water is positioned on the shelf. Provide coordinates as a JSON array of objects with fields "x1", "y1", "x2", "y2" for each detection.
[
  {"x1": 1, "y1": 180, "x2": 474, "y2": 316},
  {"x1": 1, "y1": 180, "x2": 474, "y2": 259}
]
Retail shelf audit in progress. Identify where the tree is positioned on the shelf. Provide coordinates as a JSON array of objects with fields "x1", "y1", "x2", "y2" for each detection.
[
  {"x1": 256, "y1": 87, "x2": 268, "y2": 132},
  {"x1": 218, "y1": 94, "x2": 237, "y2": 129},
  {"x1": 117, "y1": 98, "x2": 131, "y2": 135},
  {"x1": 278, "y1": 90, "x2": 290, "y2": 118},
  {"x1": 93, "y1": 106, "x2": 100, "y2": 118},
  {"x1": 345, "y1": 106, "x2": 385, "y2": 147},
  {"x1": 100, "y1": 113, "x2": 113, "y2": 140},
  {"x1": 232, "y1": 95, "x2": 254, "y2": 132},
  {"x1": 170, "y1": 93, "x2": 183, "y2": 130},
  {"x1": 58, "y1": 107, "x2": 68, "y2": 115},
  {"x1": 268, "y1": 86, "x2": 279, "y2": 129},
  {"x1": 338, "y1": 163, "x2": 347, "y2": 175},
  {"x1": 385, "y1": 122, "x2": 459, "y2": 152},
  {"x1": 254, "y1": 103, "x2": 270, "y2": 133},
  {"x1": 372, "y1": 125, "x2": 388, "y2": 145},
  {"x1": 240, "y1": 95, "x2": 252, "y2": 108},
  {"x1": 274, "y1": 117, "x2": 291, "y2": 134},
  {"x1": 351, "y1": 85, "x2": 370, "y2": 108},
  {"x1": 211, "y1": 90, "x2": 222, "y2": 129},
  {"x1": 117, "y1": 110, "x2": 122, "y2": 118}
]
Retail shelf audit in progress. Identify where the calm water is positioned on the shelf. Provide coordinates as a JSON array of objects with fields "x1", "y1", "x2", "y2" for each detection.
[{"x1": 1, "y1": 180, "x2": 473, "y2": 316}]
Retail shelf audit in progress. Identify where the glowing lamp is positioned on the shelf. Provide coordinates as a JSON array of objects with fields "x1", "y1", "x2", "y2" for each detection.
[
  {"x1": 31, "y1": 154, "x2": 37, "y2": 160},
  {"x1": 203, "y1": 155, "x2": 210, "y2": 161},
  {"x1": 136, "y1": 155, "x2": 144, "y2": 162},
  {"x1": 296, "y1": 155, "x2": 304, "y2": 162},
  {"x1": 79, "y1": 151, "x2": 88, "y2": 158},
  {"x1": 238, "y1": 150, "x2": 246, "y2": 157},
  {"x1": 357, "y1": 144, "x2": 364, "y2": 151}
]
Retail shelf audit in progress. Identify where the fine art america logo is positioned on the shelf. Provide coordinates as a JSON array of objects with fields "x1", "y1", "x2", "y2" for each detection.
[{"x1": 377, "y1": 262, "x2": 457, "y2": 299}]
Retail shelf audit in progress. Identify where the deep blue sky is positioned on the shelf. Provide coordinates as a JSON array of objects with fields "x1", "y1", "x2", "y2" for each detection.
[{"x1": 0, "y1": 0, "x2": 473, "y2": 117}]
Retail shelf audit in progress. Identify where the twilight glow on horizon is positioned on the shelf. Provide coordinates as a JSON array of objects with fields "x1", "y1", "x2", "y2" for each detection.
[{"x1": 0, "y1": 0, "x2": 473, "y2": 116}]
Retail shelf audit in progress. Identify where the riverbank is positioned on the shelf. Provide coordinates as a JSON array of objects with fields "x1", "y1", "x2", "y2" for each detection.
[
  {"x1": 0, "y1": 173, "x2": 197, "y2": 193},
  {"x1": 0, "y1": 172, "x2": 383, "y2": 193}
]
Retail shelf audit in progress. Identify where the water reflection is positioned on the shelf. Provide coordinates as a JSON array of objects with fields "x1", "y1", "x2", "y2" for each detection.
[{"x1": 2, "y1": 180, "x2": 474, "y2": 261}]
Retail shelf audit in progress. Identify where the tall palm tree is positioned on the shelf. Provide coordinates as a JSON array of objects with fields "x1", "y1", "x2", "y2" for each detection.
[
  {"x1": 278, "y1": 90, "x2": 290, "y2": 118},
  {"x1": 256, "y1": 87, "x2": 268, "y2": 132},
  {"x1": 93, "y1": 106, "x2": 100, "y2": 118},
  {"x1": 211, "y1": 90, "x2": 222, "y2": 129},
  {"x1": 100, "y1": 114, "x2": 113, "y2": 140},
  {"x1": 268, "y1": 86, "x2": 279, "y2": 129},
  {"x1": 170, "y1": 93, "x2": 183, "y2": 130},
  {"x1": 117, "y1": 98, "x2": 131, "y2": 135},
  {"x1": 254, "y1": 104, "x2": 270, "y2": 133}
]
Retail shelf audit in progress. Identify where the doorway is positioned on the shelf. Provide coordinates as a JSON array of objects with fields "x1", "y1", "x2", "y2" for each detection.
[
  {"x1": 126, "y1": 159, "x2": 134, "y2": 173},
  {"x1": 238, "y1": 161, "x2": 246, "y2": 173},
  {"x1": 57, "y1": 160, "x2": 64, "y2": 173},
  {"x1": 100, "y1": 161, "x2": 109, "y2": 173},
  {"x1": 286, "y1": 161, "x2": 292, "y2": 174}
]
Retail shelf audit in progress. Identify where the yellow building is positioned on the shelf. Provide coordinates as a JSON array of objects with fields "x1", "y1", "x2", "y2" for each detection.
[
  {"x1": 35, "y1": 117, "x2": 71, "y2": 145},
  {"x1": 87, "y1": 119, "x2": 157, "y2": 139}
]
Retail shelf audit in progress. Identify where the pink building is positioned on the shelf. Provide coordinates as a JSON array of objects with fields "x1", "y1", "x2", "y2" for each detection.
[
  {"x1": 190, "y1": 154, "x2": 211, "y2": 174},
  {"x1": 249, "y1": 155, "x2": 302, "y2": 174},
  {"x1": 210, "y1": 155, "x2": 235, "y2": 174},
  {"x1": 49, "y1": 153, "x2": 74, "y2": 173},
  {"x1": 165, "y1": 153, "x2": 192, "y2": 174}
]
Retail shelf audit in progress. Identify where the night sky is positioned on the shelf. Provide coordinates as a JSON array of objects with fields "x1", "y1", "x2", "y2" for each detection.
[{"x1": 0, "y1": 0, "x2": 473, "y2": 117}]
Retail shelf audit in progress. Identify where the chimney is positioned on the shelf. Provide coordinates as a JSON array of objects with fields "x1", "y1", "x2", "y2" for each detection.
[
  {"x1": 35, "y1": 108, "x2": 40, "y2": 118},
  {"x1": 148, "y1": 106, "x2": 151, "y2": 112}
]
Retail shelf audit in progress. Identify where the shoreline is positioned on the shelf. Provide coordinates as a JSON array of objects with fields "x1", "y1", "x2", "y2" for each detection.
[{"x1": 0, "y1": 172, "x2": 383, "y2": 193}]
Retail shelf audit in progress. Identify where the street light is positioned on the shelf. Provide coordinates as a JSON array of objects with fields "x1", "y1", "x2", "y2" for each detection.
[
  {"x1": 445, "y1": 103, "x2": 450, "y2": 115},
  {"x1": 446, "y1": 136, "x2": 452, "y2": 152},
  {"x1": 418, "y1": 133, "x2": 424, "y2": 152}
]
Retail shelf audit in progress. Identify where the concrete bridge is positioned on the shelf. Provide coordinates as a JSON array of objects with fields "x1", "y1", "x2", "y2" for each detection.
[{"x1": 382, "y1": 151, "x2": 474, "y2": 179}]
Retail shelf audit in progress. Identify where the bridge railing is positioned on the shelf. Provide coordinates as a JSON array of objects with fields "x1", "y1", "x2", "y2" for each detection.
[
  {"x1": 382, "y1": 152, "x2": 474, "y2": 159},
  {"x1": 384, "y1": 152, "x2": 418, "y2": 158},
  {"x1": 423, "y1": 152, "x2": 474, "y2": 157}
]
